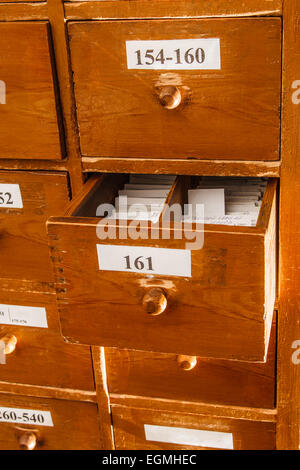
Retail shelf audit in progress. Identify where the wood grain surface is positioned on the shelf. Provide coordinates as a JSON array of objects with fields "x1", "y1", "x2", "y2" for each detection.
[
  {"x1": 111, "y1": 405, "x2": 276, "y2": 450},
  {"x1": 0, "y1": 393, "x2": 101, "y2": 450},
  {"x1": 48, "y1": 175, "x2": 276, "y2": 361},
  {"x1": 0, "y1": 22, "x2": 63, "y2": 160},
  {"x1": 69, "y1": 18, "x2": 281, "y2": 161},
  {"x1": 0, "y1": 171, "x2": 70, "y2": 284},
  {"x1": 277, "y1": 0, "x2": 300, "y2": 450},
  {"x1": 0, "y1": 288, "x2": 95, "y2": 392},
  {"x1": 105, "y1": 321, "x2": 276, "y2": 409}
]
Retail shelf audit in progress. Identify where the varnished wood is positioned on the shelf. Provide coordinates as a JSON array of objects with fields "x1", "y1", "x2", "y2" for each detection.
[
  {"x1": 0, "y1": 22, "x2": 63, "y2": 160},
  {"x1": 0, "y1": 287, "x2": 95, "y2": 393},
  {"x1": 0, "y1": 3, "x2": 48, "y2": 21},
  {"x1": 105, "y1": 321, "x2": 276, "y2": 409},
  {"x1": 18, "y1": 432, "x2": 37, "y2": 451},
  {"x1": 0, "y1": 393, "x2": 101, "y2": 450},
  {"x1": 69, "y1": 18, "x2": 281, "y2": 162},
  {"x1": 277, "y1": 0, "x2": 300, "y2": 450},
  {"x1": 65, "y1": 1, "x2": 282, "y2": 21},
  {"x1": 47, "y1": 0, "x2": 85, "y2": 195},
  {"x1": 0, "y1": 381, "x2": 96, "y2": 403},
  {"x1": 111, "y1": 405, "x2": 276, "y2": 450},
  {"x1": 109, "y1": 395, "x2": 277, "y2": 423},
  {"x1": 91, "y1": 347, "x2": 114, "y2": 450},
  {"x1": 83, "y1": 157, "x2": 281, "y2": 177},
  {"x1": 48, "y1": 175, "x2": 277, "y2": 362},
  {"x1": 1, "y1": 335, "x2": 17, "y2": 355},
  {"x1": 0, "y1": 171, "x2": 70, "y2": 285},
  {"x1": 142, "y1": 288, "x2": 167, "y2": 316}
]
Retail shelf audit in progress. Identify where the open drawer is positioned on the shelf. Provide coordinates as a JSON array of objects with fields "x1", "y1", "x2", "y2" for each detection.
[{"x1": 47, "y1": 174, "x2": 277, "y2": 362}]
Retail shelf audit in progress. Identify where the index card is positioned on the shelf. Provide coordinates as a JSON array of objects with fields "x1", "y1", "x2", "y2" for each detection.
[{"x1": 188, "y1": 188, "x2": 225, "y2": 218}]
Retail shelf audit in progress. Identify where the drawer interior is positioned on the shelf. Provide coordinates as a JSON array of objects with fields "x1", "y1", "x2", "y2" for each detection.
[{"x1": 68, "y1": 173, "x2": 276, "y2": 233}]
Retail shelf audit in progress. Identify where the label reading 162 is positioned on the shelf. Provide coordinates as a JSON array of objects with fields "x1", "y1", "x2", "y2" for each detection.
[
  {"x1": 126, "y1": 38, "x2": 221, "y2": 70},
  {"x1": 0, "y1": 406, "x2": 53, "y2": 426},
  {"x1": 0, "y1": 184, "x2": 23, "y2": 209}
]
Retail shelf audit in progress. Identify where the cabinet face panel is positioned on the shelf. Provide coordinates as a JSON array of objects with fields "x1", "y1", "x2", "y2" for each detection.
[
  {"x1": 0, "y1": 289, "x2": 95, "y2": 392},
  {"x1": 0, "y1": 394, "x2": 101, "y2": 450},
  {"x1": 0, "y1": 22, "x2": 63, "y2": 160},
  {"x1": 0, "y1": 171, "x2": 70, "y2": 284},
  {"x1": 105, "y1": 322, "x2": 276, "y2": 409},
  {"x1": 69, "y1": 18, "x2": 281, "y2": 161},
  {"x1": 48, "y1": 175, "x2": 277, "y2": 362},
  {"x1": 112, "y1": 406, "x2": 276, "y2": 450}
]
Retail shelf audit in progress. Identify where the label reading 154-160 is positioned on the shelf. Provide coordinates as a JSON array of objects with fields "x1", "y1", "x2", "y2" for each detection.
[
  {"x1": 126, "y1": 38, "x2": 221, "y2": 70},
  {"x1": 0, "y1": 184, "x2": 23, "y2": 209},
  {"x1": 0, "y1": 407, "x2": 53, "y2": 426}
]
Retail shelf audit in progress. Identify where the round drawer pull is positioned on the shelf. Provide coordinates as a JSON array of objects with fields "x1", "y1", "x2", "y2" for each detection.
[
  {"x1": 177, "y1": 355, "x2": 197, "y2": 371},
  {"x1": 157, "y1": 86, "x2": 182, "y2": 110},
  {"x1": 142, "y1": 288, "x2": 167, "y2": 316},
  {"x1": 19, "y1": 432, "x2": 37, "y2": 450},
  {"x1": 1, "y1": 335, "x2": 17, "y2": 355}
]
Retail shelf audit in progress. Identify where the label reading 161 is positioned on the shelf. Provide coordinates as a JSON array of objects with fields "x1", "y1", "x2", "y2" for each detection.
[
  {"x1": 97, "y1": 245, "x2": 191, "y2": 277},
  {"x1": 0, "y1": 406, "x2": 53, "y2": 426},
  {"x1": 126, "y1": 38, "x2": 221, "y2": 70}
]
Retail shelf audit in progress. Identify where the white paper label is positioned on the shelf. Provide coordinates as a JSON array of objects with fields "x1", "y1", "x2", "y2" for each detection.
[
  {"x1": 0, "y1": 304, "x2": 48, "y2": 328},
  {"x1": 97, "y1": 245, "x2": 191, "y2": 277},
  {"x1": 0, "y1": 184, "x2": 23, "y2": 209},
  {"x1": 144, "y1": 424, "x2": 233, "y2": 449},
  {"x1": 126, "y1": 38, "x2": 221, "y2": 70},
  {"x1": 0, "y1": 407, "x2": 53, "y2": 426}
]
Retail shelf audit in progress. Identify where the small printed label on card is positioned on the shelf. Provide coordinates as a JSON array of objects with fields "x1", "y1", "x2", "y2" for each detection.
[{"x1": 0, "y1": 304, "x2": 48, "y2": 328}]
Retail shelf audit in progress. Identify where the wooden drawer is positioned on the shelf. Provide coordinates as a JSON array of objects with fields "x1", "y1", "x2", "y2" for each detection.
[
  {"x1": 111, "y1": 405, "x2": 276, "y2": 450},
  {"x1": 106, "y1": 321, "x2": 276, "y2": 409},
  {"x1": 0, "y1": 287, "x2": 94, "y2": 392},
  {"x1": 0, "y1": 394, "x2": 101, "y2": 450},
  {"x1": 69, "y1": 18, "x2": 281, "y2": 161},
  {"x1": 0, "y1": 171, "x2": 70, "y2": 284},
  {"x1": 0, "y1": 22, "x2": 63, "y2": 160},
  {"x1": 48, "y1": 174, "x2": 277, "y2": 362}
]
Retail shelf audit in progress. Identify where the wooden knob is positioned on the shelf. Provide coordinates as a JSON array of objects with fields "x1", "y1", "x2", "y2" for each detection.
[
  {"x1": 19, "y1": 432, "x2": 37, "y2": 450},
  {"x1": 177, "y1": 355, "x2": 197, "y2": 371},
  {"x1": 157, "y1": 86, "x2": 182, "y2": 110},
  {"x1": 142, "y1": 288, "x2": 167, "y2": 316},
  {"x1": 1, "y1": 335, "x2": 17, "y2": 355}
]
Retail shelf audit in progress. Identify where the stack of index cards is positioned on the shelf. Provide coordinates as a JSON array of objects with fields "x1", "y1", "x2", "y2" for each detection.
[
  {"x1": 187, "y1": 177, "x2": 267, "y2": 227},
  {"x1": 114, "y1": 174, "x2": 176, "y2": 223}
]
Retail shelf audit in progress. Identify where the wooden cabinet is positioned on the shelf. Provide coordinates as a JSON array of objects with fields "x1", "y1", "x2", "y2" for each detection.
[
  {"x1": 111, "y1": 405, "x2": 276, "y2": 450},
  {"x1": 105, "y1": 322, "x2": 276, "y2": 409},
  {"x1": 69, "y1": 18, "x2": 281, "y2": 161},
  {"x1": 0, "y1": 22, "x2": 63, "y2": 160},
  {"x1": 0, "y1": 288, "x2": 94, "y2": 392},
  {"x1": 0, "y1": 394, "x2": 101, "y2": 450},
  {"x1": 48, "y1": 174, "x2": 276, "y2": 362},
  {"x1": 0, "y1": 171, "x2": 70, "y2": 284}
]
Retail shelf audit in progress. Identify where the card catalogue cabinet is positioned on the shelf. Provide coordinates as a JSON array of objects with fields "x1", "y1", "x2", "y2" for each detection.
[{"x1": 0, "y1": 0, "x2": 299, "y2": 451}]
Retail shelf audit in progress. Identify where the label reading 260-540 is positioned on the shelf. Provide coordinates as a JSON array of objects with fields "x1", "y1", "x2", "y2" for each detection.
[{"x1": 0, "y1": 407, "x2": 53, "y2": 426}]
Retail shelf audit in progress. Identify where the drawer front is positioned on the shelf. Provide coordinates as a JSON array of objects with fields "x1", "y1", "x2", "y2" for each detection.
[
  {"x1": 0, "y1": 289, "x2": 94, "y2": 392},
  {"x1": 106, "y1": 322, "x2": 276, "y2": 409},
  {"x1": 112, "y1": 406, "x2": 276, "y2": 450},
  {"x1": 0, "y1": 394, "x2": 101, "y2": 450},
  {"x1": 0, "y1": 22, "x2": 62, "y2": 160},
  {"x1": 48, "y1": 175, "x2": 276, "y2": 361},
  {"x1": 69, "y1": 18, "x2": 281, "y2": 161},
  {"x1": 0, "y1": 171, "x2": 70, "y2": 284}
]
